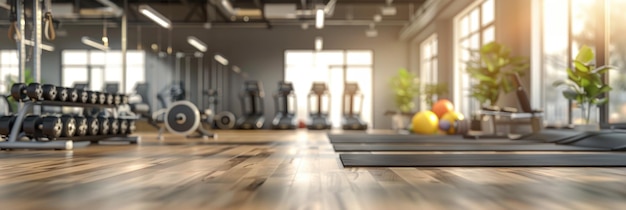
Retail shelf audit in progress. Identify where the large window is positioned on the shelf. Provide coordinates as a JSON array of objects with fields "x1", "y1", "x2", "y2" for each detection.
[
  {"x1": 420, "y1": 34, "x2": 438, "y2": 109},
  {"x1": 0, "y1": 51, "x2": 19, "y2": 94},
  {"x1": 534, "y1": 0, "x2": 626, "y2": 126},
  {"x1": 62, "y1": 50, "x2": 145, "y2": 93},
  {"x1": 454, "y1": 0, "x2": 495, "y2": 116},
  {"x1": 285, "y1": 50, "x2": 373, "y2": 129}
]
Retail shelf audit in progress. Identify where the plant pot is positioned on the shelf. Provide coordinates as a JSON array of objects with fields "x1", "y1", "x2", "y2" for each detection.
[{"x1": 391, "y1": 113, "x2": 411, "y2": 131}]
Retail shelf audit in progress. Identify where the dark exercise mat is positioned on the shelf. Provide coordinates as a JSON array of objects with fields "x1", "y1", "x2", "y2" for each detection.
[
  {"x1": 339, "y1": 153, "x2": 626, "y2": 167},
  {"x1": 327, "y1": 133, "x2": 541, "y2": 144},
  {"x1": 563, "y1": 132, "x2": 626, "y2": 150},
  {"x1": 332, "y1": 143, "x2": 609, "y2": 152}
]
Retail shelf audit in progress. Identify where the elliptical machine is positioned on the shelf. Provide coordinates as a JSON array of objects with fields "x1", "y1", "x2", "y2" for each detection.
[
  {"x1": 342, "y1": 82, "x2": 368, "y2": 130},
  {"x1": 236, "y1": 81, "x2": 265, "y2": 129},
  {"x1": 307, "y1": 82, "x2": 332, "y2": 130},
  {"x1": 271, "y1": 81, "x2": 297, "y2": 129},
  {"x1": 206, "y1": 89, "x2": 236, "y2": 129}
]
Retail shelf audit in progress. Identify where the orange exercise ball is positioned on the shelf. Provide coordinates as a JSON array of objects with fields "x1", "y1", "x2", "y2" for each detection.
[
  {"x1": 432, "y1": 99, "x2": 454, "y2": 119},
  {"x1": 412, "y1": 111, "x2": 439, "y2": 135}
]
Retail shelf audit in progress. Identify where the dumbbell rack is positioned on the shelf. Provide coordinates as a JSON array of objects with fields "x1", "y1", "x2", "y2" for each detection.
[{"x1": 1, "y1": 96, "x2": 140, "y2": 150}]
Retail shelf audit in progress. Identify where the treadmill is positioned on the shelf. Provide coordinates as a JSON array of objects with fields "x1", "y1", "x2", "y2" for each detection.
[
  {"x1": 236, "y1": 80, "x2": 265, "y2": 129},
  {"x1": 341, "y1": 82, "x2": 368, "y2": 130},
  {"x1": 307, "y1": 82, "x2": 332, "y2": 130},
  {"x1": 271, "y1": 81, "x2": 297, "y2": 129}
]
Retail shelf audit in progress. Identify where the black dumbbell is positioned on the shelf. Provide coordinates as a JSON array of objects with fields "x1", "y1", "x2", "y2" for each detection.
[
  {"x1": 126, "y1": 119, "x2": 136, "y2": 134},
  {"x1": 120, "y1": 94, "x2": 129, "y2": 105},
  {"x1": 22, "y1": 115, "x2": 62, "y2": 139},
  {"x1": 0, "y1": 115, "x2": 17, "y2": 136},
  {"x1": 55, "y1": 87, "x2": 68, "y2": 102},
  {"x1": 85, "y1": 117, "x2": 99, "y2": 136},
  {"x1": 108, "y1": 117, "x2": 119, "y2": 134},
  {"x1": 10, "y1": 83, "x2": 28, "y2": 101},
  {"x1": 118, "y1": 119, "x2": 128, "y2": 135},
  {"x1": 75, "y1": 89, "x2": 89, "y2": 103},
  {"x1": 59, "y1": 115, "x2": 76, "y2": 137},
  {"x1": 97, "y1": 117, "x2": 110, "y2": 135},
  {"x1": 104, "y1": 93, "x2": 114, "y2": 105},
  {"x1": 41, "y1": 84, "x2": 57, "y2": 101},
  {"x1": 66, "y1": 88, "x2": 78, "y2": 102},
  {"x1": 74, "y1": 116, "x2": 88, "y2": 136},
  {"x1": 97, "y1": 92, "x2": 106, "y2": 105},
  {"x1": 112, "y1": 94, "x2": 121, "y2": 105},
  {"x1": 25, "y1": 83, "x2": 43, "y2": 101},
  {"x1": 86, "y1": 91, "x2": 98, "y2": 104}
]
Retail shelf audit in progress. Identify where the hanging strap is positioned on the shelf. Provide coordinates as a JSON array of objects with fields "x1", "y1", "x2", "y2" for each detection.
[
  {"x1": 43, "y1": 0, "x2": 55, "y2": 40},
  {"x1": 8, "y1": 0, "x2": 20, "y2": 41}
]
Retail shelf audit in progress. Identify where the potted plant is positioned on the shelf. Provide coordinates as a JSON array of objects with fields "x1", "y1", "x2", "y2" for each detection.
[
  {"x1": 466, "y1": 41, "x2": 529, "y2": 107},
  {"x1": 389, "y1": 68, "x2": 420, "y2": 130},
  {"x1": 553, "y1": 45, "x2": 613, "y2": 129},
  {"x1": 423, "y1": 83, "x2": 448, "y2": 110}
]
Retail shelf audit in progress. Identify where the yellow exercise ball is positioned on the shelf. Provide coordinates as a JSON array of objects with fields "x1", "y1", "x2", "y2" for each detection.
[
  {"x1": 439, "y1": 111, "x2": 465, "y2": 134},
  {"x1": 412, "y1": 110, "x2": 439, "y2": 135}
]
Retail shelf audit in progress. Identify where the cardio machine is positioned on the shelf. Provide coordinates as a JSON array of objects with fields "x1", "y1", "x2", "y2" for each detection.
[
  {"x1": 341, "y1": 82, "x2": 368, "y2": 130},
  {"x1": 236, "y1": 81, "x2": 265, "y2": 129},
  {"x1": 271, "y1": 81, "x2": 297, "y2": 129},
  {"x1": 306, "y1": 82, "x2": 332, "y2": 130}
]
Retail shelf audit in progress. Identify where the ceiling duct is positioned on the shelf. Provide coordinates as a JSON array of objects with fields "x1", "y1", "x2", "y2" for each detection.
[
  {"x1": 264, "y1": 0, "x2": 336, "y2": 20},
  {"x1": 211, "y1": 0, "x2": 262, "y2": 20},
  {"x1": 36, "y1": 0, "x2": 122, "y2": 19}
]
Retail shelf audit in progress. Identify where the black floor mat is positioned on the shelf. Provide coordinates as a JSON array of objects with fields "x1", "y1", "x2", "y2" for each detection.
[
  {"x1": 327, "y1": 134, "x2": 540, "y2": 144},
  {"x1": 333, "y1": 144, "x2": 608, "y2": 152},
  {"x1": 339, "y1": 153, "x2": 626, "y2": 167}
]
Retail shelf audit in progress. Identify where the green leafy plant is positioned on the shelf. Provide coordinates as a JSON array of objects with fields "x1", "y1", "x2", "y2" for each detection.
[
  {"x1": 390, "y1": 68, "x2": 420, "y2": 113},
  {"x1": 552, "y1": 45, "x2": 613, "y2": 124},
  {"x1": 423, "y1": 83, "x2": 448, "y2": 110},
  {"x1": 466, "y1": 41, "x2": 529, "y2": 106}
]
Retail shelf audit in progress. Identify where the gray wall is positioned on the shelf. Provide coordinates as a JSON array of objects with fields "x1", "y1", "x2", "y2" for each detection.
[{"x1": 0, "y1": 24, "x2": 408, "y2": 129}]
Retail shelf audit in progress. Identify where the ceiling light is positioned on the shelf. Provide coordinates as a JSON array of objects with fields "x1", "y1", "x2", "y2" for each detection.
[
  {"x1": 81, "y1": 36, "x2": 109, "y2": 51},
  {"x1": 232, "y1": 66, "x2": 241, "y2": 73},
  {"x1": 373, "y1": 14, "x2": 382, "y2": 22},
  {"x1": 315, "y1": 37, "x2": 323, "y2": 51},
  {"x1": 315, "y1": 9, "x2": 324, "y2": 29},
  {"x1": 365, "y1": 23, "x2": 378, "y2": 37},
  {"x1": 138, "y1": 4, "x2": 171, "y2": 29},
  {"x1": 381, "y1": 0, "x2": 396, "y2": 16},
  {"x1": 23, "y1": 40, "x2": 55, "y2": 52},
  {"x1": 214, "y1": 54, "x2": 229, "y2": 66},
  {"x1": 187, "y1": 36, "x2": 207, "y2": 52}
]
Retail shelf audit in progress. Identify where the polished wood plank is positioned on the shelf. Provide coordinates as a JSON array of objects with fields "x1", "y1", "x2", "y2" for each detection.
[{"x1": 0, "y1": 130, "x2": 625, "y2": 209}]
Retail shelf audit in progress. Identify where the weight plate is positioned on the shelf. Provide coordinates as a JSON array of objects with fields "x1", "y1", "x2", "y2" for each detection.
[
  {"x1": 26, "y1": 83, "x2": 43, "y2": 101},
  {"x1": 74, "y1": 116, "x2": 88, "y2": 136},
  {"x1": 126, "y1": 119, "x2": 136, "y2": 134},
  {"x1": 0, "y1": 115, "x2": 17, "y2": 135},
  {"x1": 164, "y1": 101, "x2": 201, "y2": 136},
  {"x1": 87, "y1": 91, "x2": 98, "y2": 104},
  {"x1": 97, "y1": 117, "x2": 109, "y2": 135},
  {"x1": 108, "y1": 117, "x2": 119, "y2": 134},
  {"x1": 77, "y1": 90, "x2": 88, "y2": 103},
  {"x1": 10, "y1": 83, "x2": 27, "y2": 101},
  {"x1": 22, "y1": 115, "x2": 42, "y2": 136},
  {"x1": 55, "y1": 87, "x2": 68, "y2": 102},
  {"x1": 215, "y1": 111, "x2": 236, "y2": 129},
  {"x1": 42, "y1": 84, "x2": 57, "y2": 101},
  {"x1": 86, "y1": 117, "x2": 99, "y2": 136},
  {"x1": 118, "y1": 119, "x2": 128, "y2": 135},
  {"x1": 41, "y1": 116, "x2": 62, "y2": 138},
  {"x1": 60, "y1": 116, "x2": 76, "y2": 137}
]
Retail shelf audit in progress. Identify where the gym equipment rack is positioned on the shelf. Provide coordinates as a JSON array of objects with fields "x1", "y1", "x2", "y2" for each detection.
[{"x1": 1, "y1": 85, "x2": 139, "y2": 150}]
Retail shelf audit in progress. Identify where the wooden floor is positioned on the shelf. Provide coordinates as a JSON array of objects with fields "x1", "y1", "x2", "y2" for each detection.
[{"x1": 1, "y1": 129, "x2": 626, "y2": 210}]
